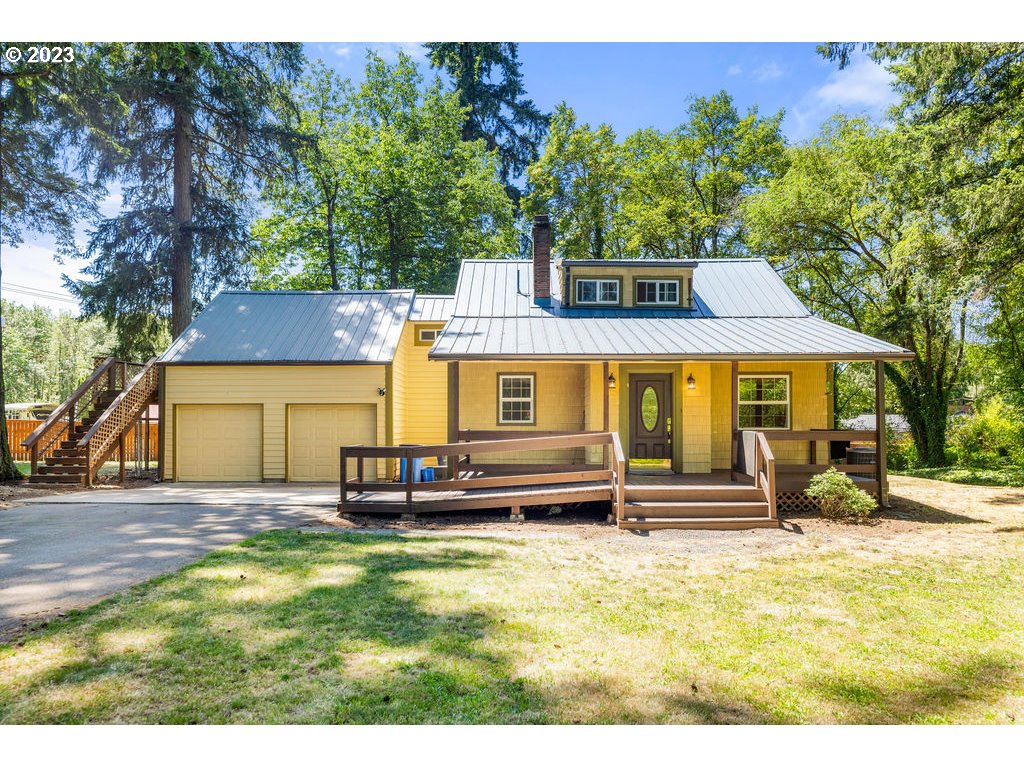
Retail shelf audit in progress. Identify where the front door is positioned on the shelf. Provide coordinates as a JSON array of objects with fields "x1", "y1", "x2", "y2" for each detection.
[{"x1": 629, "y1": 374, "x2": 672, "y2": 468}]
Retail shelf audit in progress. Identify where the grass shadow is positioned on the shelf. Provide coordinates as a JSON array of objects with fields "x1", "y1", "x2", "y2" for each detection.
[{"x1": 884, "y1": 495, "x2": 988, "y2": 525}]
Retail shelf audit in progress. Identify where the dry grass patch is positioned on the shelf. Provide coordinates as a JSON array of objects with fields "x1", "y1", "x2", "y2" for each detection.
[{"x1": 1, "y1": 494, "x2": 1023, "y2": 724}]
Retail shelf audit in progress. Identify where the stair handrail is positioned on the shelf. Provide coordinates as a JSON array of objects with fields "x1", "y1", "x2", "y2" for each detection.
[
  {"x1": 78, "y1": 358, "x2": 159, "y2": 485},
  {"x1": 21, "y1": 356, "x2": 119, "y2": 473},
  {"x1": 610, "y1": 431, "x2": 626, "y2": 523},
  {"x1": 753, "y1": 431, "x2": 777, "y2": 520}
]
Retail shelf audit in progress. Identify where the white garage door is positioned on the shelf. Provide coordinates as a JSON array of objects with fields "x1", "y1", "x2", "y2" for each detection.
[
  {"x1": 288, "y1": 404, "x2": 377, "y2": 481},
  {"x1": 176, "y1": 404, "x2": 262, "y2": 481}
]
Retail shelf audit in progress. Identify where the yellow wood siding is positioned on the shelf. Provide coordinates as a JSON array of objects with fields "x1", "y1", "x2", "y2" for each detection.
[
  {"x1": 163, "y1": 365, "x2": 386, "y2": 481},
  {"x1": 458, "y1": 361, "x2": 586, "y2": 463},
  {"x1": 710, "y1": 362, "x2": 733, "y2": 469},
  {"x1": 175, "y1": 404, "x2": 262, "y2": 481},
  {"x1": 394, "y1": 323, "x2": 448, "y2": 458},
  {"x1": 681, "y1": 362, "x2": 711, "y2": 472},
  {"x1": 288, "y1": 404, "x2": 376, "y2": 481}
]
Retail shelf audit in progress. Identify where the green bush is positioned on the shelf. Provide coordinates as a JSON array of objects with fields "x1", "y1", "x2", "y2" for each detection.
[
  {"x1": 946, "y1": 398, "x2": 1024, "y2": 469},
  {"x1": 806, "y1": 467, "x2": 877, "y2": 522},
  {"x1": 886, "y1": 430, "x2": 918, "y2": 471}
]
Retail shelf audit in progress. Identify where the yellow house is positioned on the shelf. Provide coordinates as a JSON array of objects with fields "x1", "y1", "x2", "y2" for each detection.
[{"x1": 152, "y1": 215, "x2": 913, "y2": 529}]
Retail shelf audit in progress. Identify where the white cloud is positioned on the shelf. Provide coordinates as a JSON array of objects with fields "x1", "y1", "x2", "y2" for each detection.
[
  {"x1": 752, "y1": 61, "x2": 784, "y2": 82},
  {"x1": 727, "y1": 63, "x2": 743, "y2": 76},
  {"x1": 814, "y1": 57, "x2": 895, "y2": 108},
  {"x1": 334, "y1": 46, "x2": 352, "y2": 60},
  {"x1": 787, "y1": 56, "x2": 898, "y2": 141},
  {"x1": 372, "y1": 42, "x2": 426, "y2": 62}
]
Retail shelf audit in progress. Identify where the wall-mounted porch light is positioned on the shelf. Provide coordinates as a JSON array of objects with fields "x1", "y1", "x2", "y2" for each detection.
[
  {"x1": 377, "y1": 387, "x2": 387, "y2": 397},
  {"x1": 607, "y1": 373, "x2": 617, "y2": 389},
  {"x1": 687, "y1": 373, "x2": 696, "y2": 390}
]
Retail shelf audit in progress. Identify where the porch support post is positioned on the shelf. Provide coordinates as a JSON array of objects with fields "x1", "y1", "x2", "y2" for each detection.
[
  {"x1": 731, "y1": 360, "x2": 739, "y2": 479},
  {"x1": 602, "y1": 361, "x2": 610, "y2": 468},
  {"x1": 875, "y1": 359, "x2": 889, "y2": 507},
  {"x1": 447, "y1": 361, "x2": 460, "y2": 479}
]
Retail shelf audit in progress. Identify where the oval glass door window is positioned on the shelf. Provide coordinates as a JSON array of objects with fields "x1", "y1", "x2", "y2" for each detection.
[{"x1": 641, "y1": 386, "x2": 659, "y2": 432}]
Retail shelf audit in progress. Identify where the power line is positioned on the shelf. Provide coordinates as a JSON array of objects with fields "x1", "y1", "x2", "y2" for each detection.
[
  {"x1": 2, "y1": 286, "x2": 79, "y2": 305},
  {"x1": 3, "y1": 281, "x2": 77, "y2": 300}
]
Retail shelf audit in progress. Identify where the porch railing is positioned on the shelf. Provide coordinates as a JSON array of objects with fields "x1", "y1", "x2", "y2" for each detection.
[
  {"x1": 746, "y1": 431, "x2": 777, "y2": 519},
  {"x1": 341, "y1": 432, "x2": 619, "y2": 517}
]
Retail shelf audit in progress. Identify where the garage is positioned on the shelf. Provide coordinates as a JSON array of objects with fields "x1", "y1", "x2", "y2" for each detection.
[
  {"x1": 288, "y1": 404, "x2": 377, "y2": 481},
  {"x1": 175, "y1": 404, "x2": 263, "y2": 481}
]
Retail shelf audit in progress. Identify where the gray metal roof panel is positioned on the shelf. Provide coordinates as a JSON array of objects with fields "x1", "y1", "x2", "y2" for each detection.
[
  {"x1": 409, "y1": 295, "x2": 456, "y2": 322},
  {"x1": 430, "y1": 315, "x2": 914, "y2": 360},
  {"x1": 451, "y1": 259, "x2": 811, "y2": 319},
  {"x1": 159, "y1": 290, "x2": 413, "y2": 364}
]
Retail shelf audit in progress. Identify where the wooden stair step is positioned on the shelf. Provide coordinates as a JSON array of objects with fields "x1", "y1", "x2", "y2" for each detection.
[
  {"x1": 618, "y1": 516, "x2": 778, "y2": 530},
  {"x1": 29, "y1": 473, "x2": 85, "y2": 485},
  {"x1": 625, "y1": 485, "x2": 765, "y2": 502},
  {"x1": 623, "y1": 501, "x2": 770, "y2": 518},
  {"x1": 36, "y1": 464, "x2": 89, "y2": 475},
  {"x1": 44, "y1": 456, "x2": 88, "y2": 466}
]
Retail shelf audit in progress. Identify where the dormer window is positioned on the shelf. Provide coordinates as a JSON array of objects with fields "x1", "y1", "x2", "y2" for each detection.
[
  {"x1": 575, "y1": 278, "x2": 620, "y2": 305},
  {"x1": 636, "y1": 279, "x2": 680, "y2": 305}
]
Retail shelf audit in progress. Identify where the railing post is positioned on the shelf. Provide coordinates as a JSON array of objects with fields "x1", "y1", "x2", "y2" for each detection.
[
  {"x1": 85, "y1": 443, "x2": 92, "y2": 488},
  {"x1": 357, "y1": 456, "x2": 364, "y2": 484},
  {"x1": 753, "y1": 433, "x2": 760, "y2": 490},
  {"x1": 405, "y1": 447, "x2": 414, "y2": 516},
  {"x1": 118, "y1": 432, "x2": 126, "y2": 483},
  {"x1": 30, "y1": 444, "x2": 38, "y2": 477},
  {"x1": 339, "y1": 447, "x2": 347, "y2": 508}
]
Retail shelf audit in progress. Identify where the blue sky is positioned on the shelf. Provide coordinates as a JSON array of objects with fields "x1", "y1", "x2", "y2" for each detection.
[{"x1": 4, "y1": 42, "x2": 896, "y2": 313}]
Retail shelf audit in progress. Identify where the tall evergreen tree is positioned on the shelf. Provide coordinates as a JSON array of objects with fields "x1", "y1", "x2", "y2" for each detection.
[
  {"x1": 0, "y1": 42, "x2": 117, "y2": 481},
  {"x1": 70, "y1": 43, "x2": 305, "y2": 355},
  {"x1": 426, "y1": 43, "x2": 549, "y2": 205}
]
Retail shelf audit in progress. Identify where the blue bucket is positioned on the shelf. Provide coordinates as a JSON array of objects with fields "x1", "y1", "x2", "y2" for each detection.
[{"x1": 420, "y1": 466, "x2": 435, "y2": 482}]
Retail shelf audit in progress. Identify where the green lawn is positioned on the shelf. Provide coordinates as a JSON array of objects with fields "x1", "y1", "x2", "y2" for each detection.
[
  {"x1": 2, "y1": 528, "x2": 1022, "y2": 724},
  {"x1": 895, "y1": 465, "x2": 1024, "y2": 487}
]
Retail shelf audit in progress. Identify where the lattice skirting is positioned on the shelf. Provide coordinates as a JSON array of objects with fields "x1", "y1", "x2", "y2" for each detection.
[
  {"x1": 775, "y1": 492, "x2": 821, "y2": 515},
  {"x1": 776, "y1": 487, "x2": 880, "y2": 515}
]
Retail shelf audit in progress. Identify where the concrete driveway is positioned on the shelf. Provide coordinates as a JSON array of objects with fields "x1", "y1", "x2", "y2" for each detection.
[{"x1": 0, "y1": 484, "x2": 336, "y2": 639}]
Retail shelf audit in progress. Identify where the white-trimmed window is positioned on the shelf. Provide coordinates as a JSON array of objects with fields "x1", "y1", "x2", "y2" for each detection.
[
  {"x1": 636, "y1": 279, "x2": 680, "y2": 305},
  {"x1": 575, "y1": 278, "x2": 620, "y2": 305},
  {"x1": 498, "y1": 374, "x2": 535, "y2": 424},
  {"x1": 417, "y1": 328, "x2": 438, "y2": 343},
  {"x1": 738, "y1": 375, "x2": 790, "y2": 430}
]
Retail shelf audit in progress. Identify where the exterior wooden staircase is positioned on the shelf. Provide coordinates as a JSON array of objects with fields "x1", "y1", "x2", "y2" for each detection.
[
  {"x1": 22, "y1": 357, "x2": 159, "y2": 486},
  {"x1": 617, "y1": 483, "x2": 777, "y2": 530}
]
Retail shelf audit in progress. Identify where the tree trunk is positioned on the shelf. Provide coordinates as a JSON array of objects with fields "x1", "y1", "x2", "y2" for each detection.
[
  {"x1": 170, "y1": 98, "x2": 194, "y2": 339},
  {"x1": 326, "y1": 203, "x2": 339, "y2": 290},
  {"x1": 0, "y1": 97, "x2": 23, "y2": 483},
  {"x1": 888, "y1": 361, "x2": 950, "y2": 467}
]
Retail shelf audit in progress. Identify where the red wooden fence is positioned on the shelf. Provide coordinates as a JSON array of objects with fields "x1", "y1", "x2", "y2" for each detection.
[{"x1": 5, "y1": 419, "x2": 158, "y2": 463}]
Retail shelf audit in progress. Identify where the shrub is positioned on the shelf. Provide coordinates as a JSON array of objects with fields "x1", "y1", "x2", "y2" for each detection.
[
  {"x1": 805, "y1": 467, "x2": 877, "y2": 522},
  {"x1": 946, "y1": 397, "x2": 1024, "y2": 469},
  {"x1": 886, "y1": 431, "x2": 918, "y2": 471}
]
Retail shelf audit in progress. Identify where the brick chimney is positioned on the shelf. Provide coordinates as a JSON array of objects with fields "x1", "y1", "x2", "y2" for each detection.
[{"x1": 532, "y1": 215, "x2": 551, "y2": 303}]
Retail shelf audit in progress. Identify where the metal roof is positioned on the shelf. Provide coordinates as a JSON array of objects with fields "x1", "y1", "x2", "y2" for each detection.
[
  {"x1": 160, "y1": 290, "x2": 413, "y2": 364},
  {"x1": 431, "y1": 259, "x2": 913, "y2": 360},
  {"x1": 409, "y1": 294, "x2": 455, "y2": 322},
  {"x1": 430, "y1": 315, "x2": 914, "y2": 360},
  {"x1": 450, "y1": 259, "x2": 810, "y2": 318}
]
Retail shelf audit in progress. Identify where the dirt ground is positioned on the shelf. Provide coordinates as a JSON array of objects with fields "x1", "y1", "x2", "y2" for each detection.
[
  {"x1": 323, "y1": 474, "x2": 1024, "y2": 561},
  {"x1": 0, "y1": 472, "x2": 158, "y2": 509}
]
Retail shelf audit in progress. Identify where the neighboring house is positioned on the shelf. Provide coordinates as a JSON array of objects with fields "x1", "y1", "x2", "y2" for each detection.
[
  {"x1": 844, "y1": 413, "x2": 911, "y2": 435},
  {"x1": 27, "y1": 217, "x2": 913, "y2": 529}
]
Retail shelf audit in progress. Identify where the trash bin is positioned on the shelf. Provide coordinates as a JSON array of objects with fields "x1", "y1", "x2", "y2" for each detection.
[
  {"x1": 420, "y1": 466, "x2": 435, "y2": 482},
  {"x1": 845, "y1": 447, "x2": 876, "y2": 479},
  {"x1": 399, "y1": 445, "x2": 424, "y2": 483}
]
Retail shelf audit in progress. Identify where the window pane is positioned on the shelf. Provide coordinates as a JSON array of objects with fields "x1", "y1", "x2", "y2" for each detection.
[
  {"x1": 761, "y1": 377, "x2": 788, "y2": 401},
  {"x1": 760, "y1": 404, "x2": 788, "y2": 428},
  {"x1": 577, "y1": 281, "x2": 597, "y2": 302},
  {"x1": 659, "y1": 282, "x2": 678, "y2": 303},
  {"x1": 739, "y1": 378, "x2": 759, "y2": 401},
  {"x1": 637, "y1": 282, "x2": 656, "y2": 303},
  {"x1": 600, "y1": 282, "x2": 618, "y2": 302}
]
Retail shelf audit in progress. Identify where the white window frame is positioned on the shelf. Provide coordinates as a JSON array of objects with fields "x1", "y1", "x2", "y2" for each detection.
[
  {"x1": 575, "y1": 278, "x2": 620, "y2": 305},
  {"x1": 737, "y1": 374, "x2": 791, "y2": 430},
  {"x1": 635, "y1": 279, "x2": 681, "y2": 305},
  {"x1": 417, "y1": 328, "x2": 438, "y2": 343},
  {"x1": 498, "y1": 373, "x2": 536, "y2": 425}
]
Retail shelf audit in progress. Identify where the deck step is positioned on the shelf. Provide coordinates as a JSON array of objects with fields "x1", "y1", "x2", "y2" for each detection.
[
  {"x1": 36, "y1": 464, "x2": 89, "y2": 475},
  {"x1": 623, "y1": 501, "x2": 770, "y2": 518},
  {"x1": 618, "y1": 516, "x2": 778, "y2": 530},
  {"x1": 29, "y1": 473, "x2": 85, "y2": 485},
  {"x1": 625, "y1": 485, "x2": 765, "y2": 502},
  {"x1": 44, "y1": 456, "x2": 88, "y2": 467}
]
